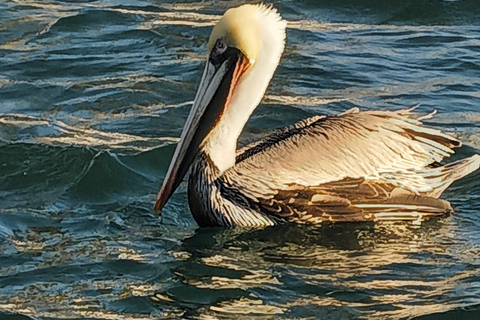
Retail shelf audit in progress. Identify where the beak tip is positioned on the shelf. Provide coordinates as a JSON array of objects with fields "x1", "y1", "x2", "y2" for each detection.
[
  {"x1": 153, "y1": 199, "x2": 165, "y2": 216},
  {"x1": 154, "y1": 187, "x2": 170, "y2": 216}
]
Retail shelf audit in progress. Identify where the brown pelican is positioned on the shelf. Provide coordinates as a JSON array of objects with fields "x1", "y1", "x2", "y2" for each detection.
[{"x1": 154, "y1": 4, "x2": 480, "y2": 227}]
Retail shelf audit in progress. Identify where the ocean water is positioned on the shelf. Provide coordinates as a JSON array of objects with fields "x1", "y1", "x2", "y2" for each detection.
[{"x1": 1, "y1": 0, "x2": 480, "y2": 319}]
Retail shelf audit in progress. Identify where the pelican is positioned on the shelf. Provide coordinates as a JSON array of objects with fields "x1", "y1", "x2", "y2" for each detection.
[{"x1": 154, "y1": 4, "x2": 480, "y2": 227}]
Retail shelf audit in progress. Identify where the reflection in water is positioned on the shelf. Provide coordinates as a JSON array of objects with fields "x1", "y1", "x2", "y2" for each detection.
[{"x1": 151, "y1": 220, "x2": 480, "y2": 319}]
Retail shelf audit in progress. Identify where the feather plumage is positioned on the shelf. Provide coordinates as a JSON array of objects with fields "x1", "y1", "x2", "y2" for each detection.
[{"x1": 186, "y1": 108, "x2": 479, "y2": 227}]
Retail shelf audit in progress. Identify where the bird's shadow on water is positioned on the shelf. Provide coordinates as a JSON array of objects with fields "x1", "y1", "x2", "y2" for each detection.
[
  {"x1": 181, "y1": 219, "x2": 443, "y2": 256},
  {"x1": 177, "y1": 220, "x2": 450, "y2": 273},
  {"x1": 183, "y1": 222, "x2": 375, "y2": 257},
  {"x1": 151, "y1": 219, "x2": 449, "y2": 318}
]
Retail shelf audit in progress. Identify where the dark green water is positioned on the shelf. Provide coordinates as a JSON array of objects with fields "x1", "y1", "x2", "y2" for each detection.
[{"x1": 1, "y1": 0, "x2": 480, "y2": 319}]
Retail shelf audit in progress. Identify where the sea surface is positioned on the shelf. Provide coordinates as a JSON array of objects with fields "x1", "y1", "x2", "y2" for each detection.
[{"x1": 1, "y1": 0, "x2": 480, "y2": 319}]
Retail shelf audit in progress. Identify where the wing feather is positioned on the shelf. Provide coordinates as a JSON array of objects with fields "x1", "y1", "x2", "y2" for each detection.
[
  {"x1": 225, "y1": 108, "x2": 461, "y2": 196},
  {"x1": 248, "y1": 178, "x2": 452, "y2": 224},
  {"x1": 217, "y1": 108, "x2": 479, "y2": 223}
]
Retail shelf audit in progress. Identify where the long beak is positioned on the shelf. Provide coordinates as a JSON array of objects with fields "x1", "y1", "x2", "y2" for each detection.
[{"x1": 154, "y1": 49, "x2": 249, "y2": 213}]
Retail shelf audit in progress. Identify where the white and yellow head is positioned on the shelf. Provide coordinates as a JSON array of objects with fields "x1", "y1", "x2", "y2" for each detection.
[
  {"x1": 208, "y1": 4, "x2": 285, "y2": 65},
  {"x1": 155, "y1": 4, "x2": 287, "y2": 212},
  {"x1": 208, "y1": 5, "x2": 263, "y2": 65}
]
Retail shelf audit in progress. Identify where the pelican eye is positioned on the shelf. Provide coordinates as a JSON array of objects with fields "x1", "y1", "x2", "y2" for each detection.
[
  {"x1": 214, "y1": 38, "x2": 227, "y2": 53},
  {"x1": 209, "y1": 38, "x2": 240, "y2": 70}
]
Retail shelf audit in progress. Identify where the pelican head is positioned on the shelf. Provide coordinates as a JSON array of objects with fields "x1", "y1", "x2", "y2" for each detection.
[{"x1": 154, "y1": 4, "x2": 286, "y2": 212}]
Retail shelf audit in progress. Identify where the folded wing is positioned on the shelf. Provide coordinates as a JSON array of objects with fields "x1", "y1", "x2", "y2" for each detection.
[{"x1": 219, "y1": 107, "x2": 479, "y2": 222}]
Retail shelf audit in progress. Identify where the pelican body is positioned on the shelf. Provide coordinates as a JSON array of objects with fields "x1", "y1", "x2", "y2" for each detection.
[{"x1": 154, "y1": 4, "x2": 480, "y2": 227}]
